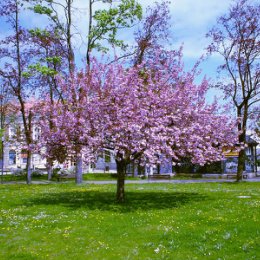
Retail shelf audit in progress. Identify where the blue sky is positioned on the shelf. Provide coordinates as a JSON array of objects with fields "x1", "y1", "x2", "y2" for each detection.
[
  {"x1": 141, "y1": 0, "x2": 234, "y2": 102},
  {"x1": 0, "y1": 0, "x2": 235, "y2": 102},
  {"x1": 163, "y1": 0, "x2": 232, "y2": 77}
]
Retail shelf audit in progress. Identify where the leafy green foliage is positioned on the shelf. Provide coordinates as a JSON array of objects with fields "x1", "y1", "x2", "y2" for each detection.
[
  {"x1": 25, "y1": 63, "x2": 58, "y2": 77},
  {"x1": 33, "y1": 4, "x2": 53, "y2": 16},
  {"x1": 21, "y1": 71, "x2": 33, "y2": 78},
  {"x1": 29, "y1": 28, "x2": 50, "y2": 38},
  {"x1": 45, "y1": 56, "x2": 61, "y2": 65},
  {"x1": 89, "y1": 0, "x2": 142, "y2": 52}
]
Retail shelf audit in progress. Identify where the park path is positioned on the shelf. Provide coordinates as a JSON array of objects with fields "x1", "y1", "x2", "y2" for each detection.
[{"x1": 2, "y1": 177, "x2": 260, "y2": 185}]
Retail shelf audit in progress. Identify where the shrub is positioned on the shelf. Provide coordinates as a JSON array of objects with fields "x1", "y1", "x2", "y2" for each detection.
[{"x1": 31, "y1": 169, "x2": 44, "y2": 177}]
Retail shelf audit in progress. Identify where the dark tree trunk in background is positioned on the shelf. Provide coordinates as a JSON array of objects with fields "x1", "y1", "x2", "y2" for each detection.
[
  {"x1": 116, "y1": 159, "x2": 127, "y2": 203},
  {"x1": 236, "y1": 106, "x2": 248, "y2": 182},
  {"x1": 207, "y1": 0, "x2": 259, "y2": 182},
  {"x1": 47, "y1": 160, "x2": 53, "y2": 181}
]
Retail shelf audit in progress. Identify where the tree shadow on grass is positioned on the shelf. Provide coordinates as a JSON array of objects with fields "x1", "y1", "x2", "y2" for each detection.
[{"x1": 26, "y1": 190, "x2": 207, "y2": 213}]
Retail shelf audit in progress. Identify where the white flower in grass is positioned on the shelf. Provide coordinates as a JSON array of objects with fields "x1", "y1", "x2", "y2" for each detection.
[{"x1": 154, "y1": 247, "x2": 160, "y2": 254}]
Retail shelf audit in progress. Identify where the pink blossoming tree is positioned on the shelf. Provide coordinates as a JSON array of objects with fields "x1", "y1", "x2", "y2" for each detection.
[
  {"x1": 38, "y1": 49, "x2": 238, "y2": 202},
  {"x1": 36, "y1": 70, "x2": 103, "y2": 184}
]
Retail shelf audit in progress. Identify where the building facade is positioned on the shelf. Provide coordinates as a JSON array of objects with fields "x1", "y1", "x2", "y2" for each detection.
[
  {"x1": 222, "y1": 136, "x2": 258, "y2": 174},
  {"x1": 1, "y1": 119, "x2": 258, "y2": 176}
]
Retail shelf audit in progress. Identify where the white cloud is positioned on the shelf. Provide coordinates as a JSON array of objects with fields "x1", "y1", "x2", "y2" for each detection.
[
  {"x1": 170, "y1": 0, "x2": 232, "y2": 28},
  {"x1": 170, "y1": 0, "x2": 233, "y2": 57},
  {"x1": 132, "y1": 0, "x2": 234, "y2": 66}
]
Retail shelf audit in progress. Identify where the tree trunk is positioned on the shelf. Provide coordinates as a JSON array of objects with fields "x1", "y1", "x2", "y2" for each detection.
[
  {"x1": 237, "y1": 149, "x2": 245, "y2": 181},
  {"x1": 26, "y1": 151, "x2": 32, "y2": 184},
  {"x1": 116, "y1": 159, "x2": 127, "y2": 203},
  {"x1": 47, "y1": 160, "x2": 53, "y2": 181},
  {"x1": 75, "y1": 155, "x2": 83, "y2": 184},
  {"x1": 237, "y1": 130, "x2": 246, "y2": 182},
  {"x1": 86, "y1": 0, "x2": 93, "y2": 65},
  {"x1": 236, "y1": 106, "x2": 248, "y2": 182},
  {"x1": 67, "y1": 0, "x2": 75, "y2": 74}
]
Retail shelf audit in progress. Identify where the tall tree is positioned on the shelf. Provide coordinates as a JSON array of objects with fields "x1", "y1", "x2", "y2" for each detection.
[
  {"x1": 207, "y1": 0, "x2": 260, "y2": 181},
  {"x1": 31, "y1": 0, "x2": 142, "y2": 66},
  {"x1": 0, "y1": 0, "x2": 36, "y2": 184},
  {"x1": 27, "y1": 26, "x2": 67, "y2": 180},
  {"x1": 30, "y1": 0, "x2": 89, "y2": 183}
]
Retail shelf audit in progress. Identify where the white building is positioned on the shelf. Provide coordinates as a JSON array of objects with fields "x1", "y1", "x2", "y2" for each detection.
[{"x1": 2, "y1": 123, "x2": 46, "y2": 170}]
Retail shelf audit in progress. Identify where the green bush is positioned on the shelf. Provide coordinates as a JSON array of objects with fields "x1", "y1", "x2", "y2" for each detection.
[
  {"x1": 13, "y1": 169, "x2": 26, "y2": 177},
  {"x1": 52, "y1": 168, "x2": 61, "y2": 176},
  {"x1": 110, "y1": 173, "x2": 118, "y2": 178},
  {"x1": 196, "y1": 161, "x2": 222, "y2": 174},
  {"x1": 31, "y1": 170, "x2": 44, "y2": 177}
]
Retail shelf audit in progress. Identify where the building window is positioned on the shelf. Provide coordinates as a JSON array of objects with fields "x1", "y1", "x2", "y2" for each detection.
[
  {"x1": 21, "y1": 149, "x2": 28, "y2": 164},
  {"x1": 104, "y1": 150, "x2": 111, "y2": 163},
  {"x1": 33, "y1": 154, "x2": 40, "y2": 164},
  {"x1": 225, "y1": 157, "x2": 238, "y2": 173},
  {"x1": 245, "y1": 147, "x2": 252, "y2": 156},
  {"x1": 98, "y1": 151, "x2": 103, "y2": 160},
  {"x1": 34, "y1": 127, "x2": 41, "y2": 141},
  {"x1": 9, "y1": 127, "x2": 15, "y2": 139},
  {"x1": 9, "y1": 150, "x2": 16, "y2": 165}
]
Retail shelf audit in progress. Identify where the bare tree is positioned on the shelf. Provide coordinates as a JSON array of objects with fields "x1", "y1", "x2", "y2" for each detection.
[
  {"x1": 207, "y1": 0, "x2": 260, "y2": 181},
  {"x1": 0, "y1": 0, "x2": 37, "y2": 184}
]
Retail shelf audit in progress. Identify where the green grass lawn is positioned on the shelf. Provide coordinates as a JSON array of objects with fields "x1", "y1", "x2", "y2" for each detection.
[
  {"x1": 82, "y1": 173, "x2": 140, "y2": 181},
  {"x1": 0, "y1": 173, "x2": 140, "y2": 182},
  {"x1": 0, "y1": 182, "x2": 259, "y2": 260}
]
